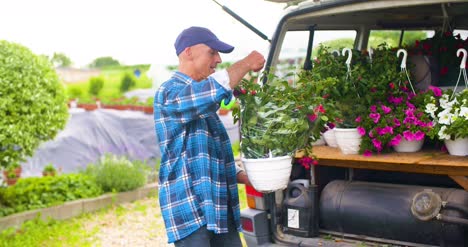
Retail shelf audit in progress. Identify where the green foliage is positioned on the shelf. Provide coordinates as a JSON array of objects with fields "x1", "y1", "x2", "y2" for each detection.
[
  {"x1": 0, "y1": 215, "x2": 96, "y2": 247},
  {"x1": 42, "y1": 164, "x2": 57, "y2": 173},
  {"x1": 89, "y1": 56, "x2": 120, "y2": 68},
  {"x1": 0, "y1": 40, "x2": 69, "y2": 168},
  {"x1": 231, "y1": 141, "x2": 240, "y2": 157},
  {"x1": 88, "y1": 76, "x2": 104, "y2": 96},
  {"x1": 81, "y1": 155, "x2": 149, "y2": 193},
  {"x1": 233, "y1": 73, "x2": 333, "y2": 158},
  {"x1": 66, "y1": 85, "x2": 83, "y2": 99},
  {"x1": 369, "y1": 30, "x2": 427, "y2": 48},
  {"x1": 313, "y1": 38, "x2": 354, "y2": 57},
  {"x1": 0, "y1": 174, "x2": 102, "y2": 217},
  {"x1": 119, "y1": 73, "x2": 136, "y2": 93},
  {"x1": 50, "y1": 52, "x2": 72, "y2": 67}
]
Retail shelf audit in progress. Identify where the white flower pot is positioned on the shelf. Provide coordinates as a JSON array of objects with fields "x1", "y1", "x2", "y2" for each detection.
[
  {"x1": 323, "y1": 129, "x2": 338, "y2": 148},
  {"x1": 444, "y1": 138, "x2": 468, "y2": 156},
  {"x1": 311, "y1": 135, "x2": 325, "y2": 146},
  {"x1": 242, "y1": 155, "x2": 292, "y2": 192},
  {"x1": 334, "y1": 128, "x2": 362, "y2": 154},
  {"x1": 393, "y1": 139, "x2": 424, "y2": 153}
]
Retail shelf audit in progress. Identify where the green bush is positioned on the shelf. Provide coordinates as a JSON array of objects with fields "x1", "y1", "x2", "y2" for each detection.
[
  {"x1": 82, "y1": 155, "x2": 149, "y2": 193},
  {"x1": 88, "y1": 76, "x2": 104, "y2": 97},
  {"x1": 0, "y1": 174, "x2": 102, "y2": 217},
  {"x1": 66, "y1": 86, "x2": 83, "y2": 100},
  {"x1": 119, "y1": 73, "x2": 136, "y2": 93},
  {"x1": 0, "y1": 40, "x2": 69, "y2": 168}
]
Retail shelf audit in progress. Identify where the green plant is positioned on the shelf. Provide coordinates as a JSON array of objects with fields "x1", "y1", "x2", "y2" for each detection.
[
  {"x1": 66, "y1": 86, "x2": 83, "y2": 100},
  {"x1": 42, "y1": 164, "x2": 57, "y2": 174},
  {"x1": 233, "y1": 73, "x2": 333, "y2": 159},
  {"x1": 0, "y1": 174, "x2": 102, "y2": 217},
  {"x1": 6, "y1": 170, "x2": 17, "y2": 179},
  {"x1": 0, "y1": 40, "x2": 69, "y2": 169},
  {"x1": 88, "y1": 76, "x2": 105, "y2": 97},
  {"x1": 313, "y1": 45, "x2": 370, "y2": 127},
  {"x1": 82, "y1": 154, "x2": 149, "y2": 193},
  {"x1": 119, "y1": 73, "x2": 136, "y2": 93}
]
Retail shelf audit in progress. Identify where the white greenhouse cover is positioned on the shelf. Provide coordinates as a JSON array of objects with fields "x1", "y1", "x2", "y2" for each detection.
[{"x1": 20, "y1": 108, "x2": 239, "y2": 177}]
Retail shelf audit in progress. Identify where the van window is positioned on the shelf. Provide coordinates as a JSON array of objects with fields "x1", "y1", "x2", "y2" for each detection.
[
  {"x1": 368, "y1": 30, "x2": 432, "y2": 49},
  {"x1": 277, "y1": 30, "x2": 356, "y2": 77}
]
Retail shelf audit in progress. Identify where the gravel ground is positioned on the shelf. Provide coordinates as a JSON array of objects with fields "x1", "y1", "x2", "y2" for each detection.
[{"x1": 83, "y1": 197, "x2": 174, "y2": 247}]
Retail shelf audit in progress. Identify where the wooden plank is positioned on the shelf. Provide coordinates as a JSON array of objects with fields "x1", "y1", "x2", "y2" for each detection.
[
  {"x1": 449, "y1": 176, "x2": 468, "y2": 190},
  {"x1": 313, "y1": 146, "x2": 468, "y2": 176}
]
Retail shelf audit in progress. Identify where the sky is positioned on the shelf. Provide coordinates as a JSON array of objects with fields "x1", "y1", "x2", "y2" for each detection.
[{"x1": 0, "y1": 0, "x2": 287, "y2": 68}]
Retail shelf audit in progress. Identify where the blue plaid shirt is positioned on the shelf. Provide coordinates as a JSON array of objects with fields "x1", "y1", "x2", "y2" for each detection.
[{"x1": 154, "y1": 71, "x2": 241, "y2": 243}]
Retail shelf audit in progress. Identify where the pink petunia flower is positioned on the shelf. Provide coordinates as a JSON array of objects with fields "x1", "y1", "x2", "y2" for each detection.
[
  {"x1": 381, "y1": 105, "x2": 391, "y2": 114},
  {"x1": 389, "y1": 134, "x2": 402, "y2": 146},
  {"x1": 372, "y1": 138, "x2": 383, "y2": 151},
  {"x1": 307, "y1": 113, "x2": 318, "y2": 122},
  {"x1": 369, "y1": 113, "x2": 381, "y2": 124},
  {"x1": 429, "y1": 86, "x2": 442, "y2": 97},
  {"x1": 357, "y1": 126, "x2": 366, "y2": 136}
]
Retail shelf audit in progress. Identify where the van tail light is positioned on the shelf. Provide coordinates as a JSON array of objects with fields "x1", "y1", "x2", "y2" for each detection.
[
  {"x1": 241, "y1": 217, "x2": 254, "y2": 232},
  {"x1": 245, "y1": 185, "x2": 266, "y2": 210}
]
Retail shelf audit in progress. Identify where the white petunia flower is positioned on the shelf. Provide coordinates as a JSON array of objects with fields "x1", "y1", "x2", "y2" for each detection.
[
  {"x1": 438, "y1": 126, "x2": 450, "y2": 140},
  {"x1": 460, "y1": 106, "x2": 468, "y2": 120},
  {"x1": 425, "y1": 103, "x2": 437, "y2": 119},
  {"x1": 437, "y1": 109, "x2": 453, "y2": 125},
  {"x1": 439, "y1": 95, "x2": 457, "y2": 109}
]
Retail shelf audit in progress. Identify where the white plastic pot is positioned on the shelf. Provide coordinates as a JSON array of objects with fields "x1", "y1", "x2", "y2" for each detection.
[
  {"x1": 393, "y1": 139, "x2": 424, "y2": 153},
  {"x1": 334, "y1": 128, "x2": 362, "y2": 154},
  {"x1": 242, "y1": 155, "x2": 293, "y2": 192},
  {"x1": 444, "y1": 138, "x2": 468, "y2": 156},
  {"x1": 322, "y1": 129, "x2": 338, "y2": 148}
]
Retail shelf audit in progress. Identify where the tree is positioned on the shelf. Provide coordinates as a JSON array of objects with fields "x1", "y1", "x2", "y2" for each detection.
[
  {"x1": 89, "y1": 56, "x2": 120, "y2": 68},
  {"x1": 0, "y1": 40, "x2": 69, "y2": 168},
  {"x1": 51, "y1": 52, "x2": 72, "y2": 67}
]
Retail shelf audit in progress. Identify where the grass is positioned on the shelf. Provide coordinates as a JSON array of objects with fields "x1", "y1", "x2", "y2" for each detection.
[{"x1": 0, "y1": 186, "x2": 248, "y2": 247}]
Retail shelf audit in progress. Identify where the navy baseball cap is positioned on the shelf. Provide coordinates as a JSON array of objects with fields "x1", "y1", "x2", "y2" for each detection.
[{"x1": 174, "y1": 26, "x2": 234, "y2": 56}]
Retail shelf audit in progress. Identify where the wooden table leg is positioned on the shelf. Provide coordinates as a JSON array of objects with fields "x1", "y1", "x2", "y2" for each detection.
[{"x1": 449, "y1": 175, "x2": 468, "y2": 191}]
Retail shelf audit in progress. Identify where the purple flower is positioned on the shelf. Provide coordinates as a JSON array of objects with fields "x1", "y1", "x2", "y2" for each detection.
[
  {"x1": 389, "y1": 134, "x2": 402, "y2": 146},
  {"x1": 363, "y1": 150, "x2": 373, "y2": 156},
  {"x1": 403, "y1": 130, "x2": 415, "y2": 141},
  {"x1": 393, "y1": 118, "x2": 401, "y2": 126},
  {"x1": 357, "y1": 126, "x2": 366, "y2": 136},
  {"x1": 414, "y1": 131, "x2": 425, "y2": 141},
  {"x1": 381, "y1": 105, "x2": 391, "y2": 114},
  {"x1": 372, "y1": 138, "x2": 383, "y2": 151},
  {"x1": 370, "y1": 105, "x2": 377, "y2": 112},
  {"x1": 355, "y1": 116, "x2": 362, "y2": 123},
  {"x1": 369, "y1": 113, "x2": 381, "y2": 124},
  {"x1": 429, "y1": 86, "x2": 442, "y2": 97}
]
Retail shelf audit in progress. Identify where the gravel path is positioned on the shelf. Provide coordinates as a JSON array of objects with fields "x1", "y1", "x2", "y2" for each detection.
[{"x1": 83, "y1": 197, "x2": 174, "y2": 247}]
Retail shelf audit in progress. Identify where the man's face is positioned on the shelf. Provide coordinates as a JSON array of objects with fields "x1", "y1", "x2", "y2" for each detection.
[{"x1": 190, "y1": 44, "x2": 222, "y2": 81}]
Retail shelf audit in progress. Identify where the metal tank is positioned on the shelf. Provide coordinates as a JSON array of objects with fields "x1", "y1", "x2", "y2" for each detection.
[{"x1": 319, "y1": 180, "x2": 468, "y2": 246}]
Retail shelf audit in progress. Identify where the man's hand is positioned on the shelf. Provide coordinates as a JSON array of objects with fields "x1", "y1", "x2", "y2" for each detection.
[
  {"x1": 236, "y1": 170, "x2": 253, "y2": 187},
  {"x1": 244, "y1": 51, "x2": 266, "y2": 72},
  {"x1": 227, "y1": 51, "x2": 265, "y2": 89}
]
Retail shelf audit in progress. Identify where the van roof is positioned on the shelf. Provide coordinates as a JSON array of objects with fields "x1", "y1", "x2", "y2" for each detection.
[{"x1": 280, "y1": 0, "x2": 468, "y2": 31}]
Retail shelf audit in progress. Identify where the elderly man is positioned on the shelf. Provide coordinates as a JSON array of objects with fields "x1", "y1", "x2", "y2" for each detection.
[{"x1": 153, "y1": 26, "x2": 265, "y2": 246}]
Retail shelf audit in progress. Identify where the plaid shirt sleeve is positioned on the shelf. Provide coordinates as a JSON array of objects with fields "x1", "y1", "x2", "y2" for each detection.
[{"x1": 154, "y1": 71, "x2": 241, "y2": 243}]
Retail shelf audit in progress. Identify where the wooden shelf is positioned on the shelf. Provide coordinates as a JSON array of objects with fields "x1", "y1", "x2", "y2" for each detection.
[{"x1": 313, "y1": 146, "x2": 468, "y2": 176}]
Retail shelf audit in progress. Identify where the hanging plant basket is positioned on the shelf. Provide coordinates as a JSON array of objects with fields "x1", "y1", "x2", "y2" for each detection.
[
  {"x1": 242, "y1": 155, "x2": 293, "y2": 192},
  {"x1": 444, "y1": 138, "x2": 468, "y2": 156}
]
